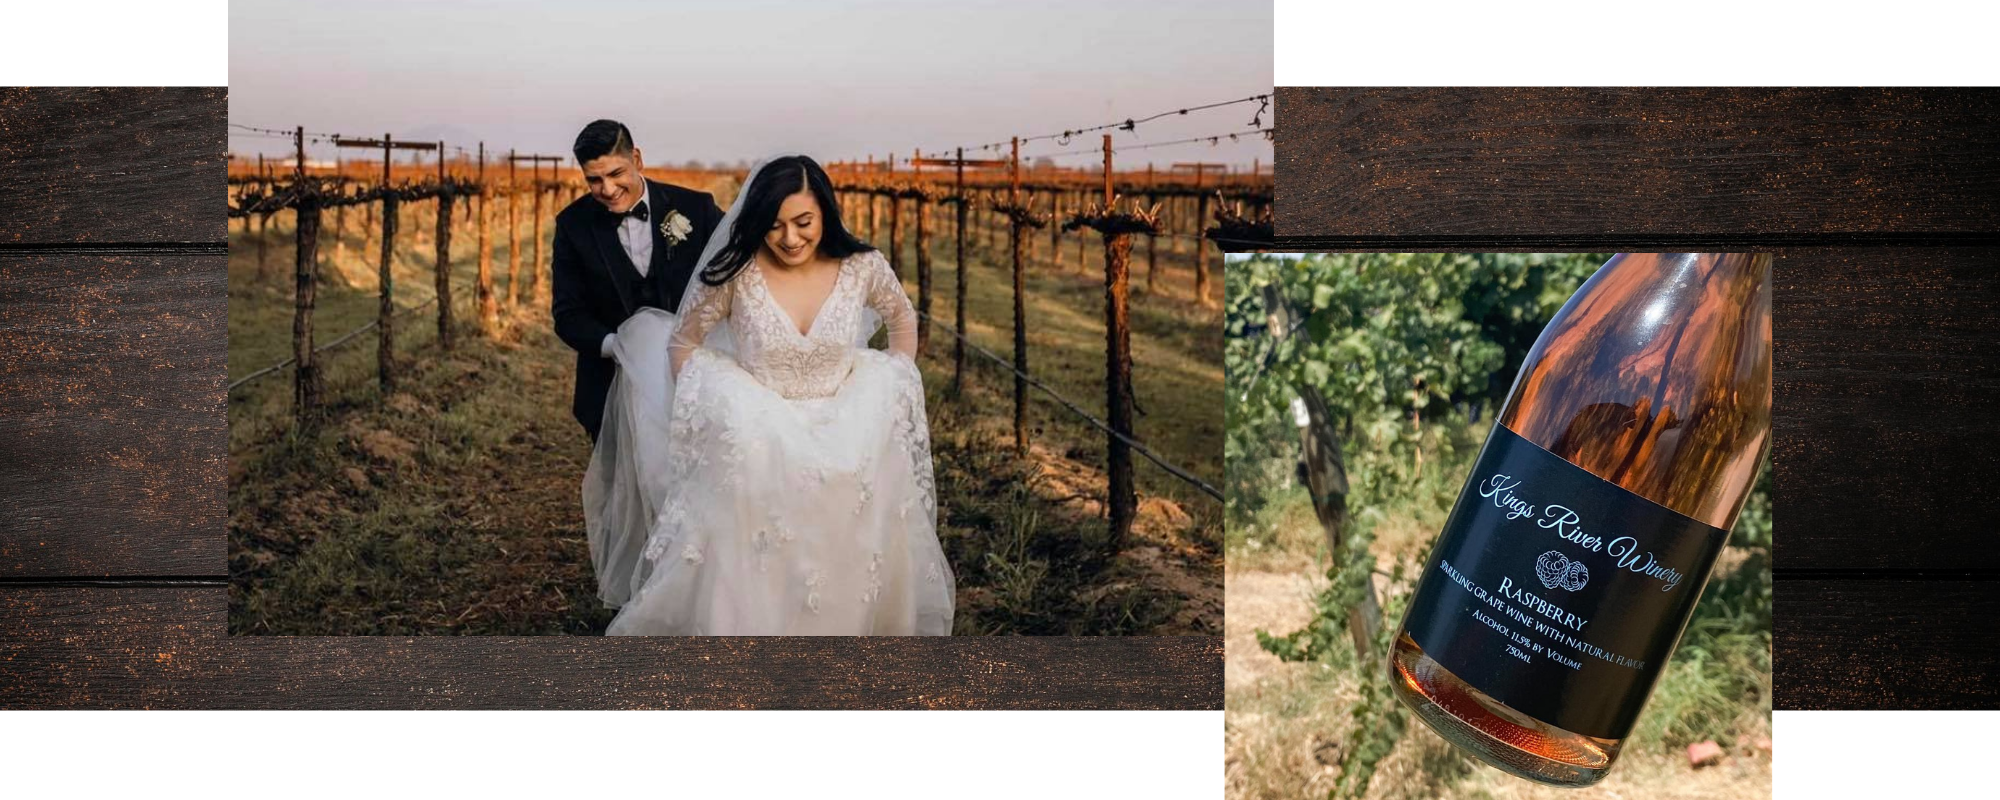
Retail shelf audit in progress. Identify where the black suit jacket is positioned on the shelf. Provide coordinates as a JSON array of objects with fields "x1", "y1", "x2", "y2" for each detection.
[{"x1": 551, "y1": 179, "x2": 725, "y2": 440}]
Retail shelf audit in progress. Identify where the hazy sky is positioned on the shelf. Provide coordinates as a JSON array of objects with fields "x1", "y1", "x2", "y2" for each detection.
[{"x1": 230, "y1": 0, "x2": 1273, "y2": 171}]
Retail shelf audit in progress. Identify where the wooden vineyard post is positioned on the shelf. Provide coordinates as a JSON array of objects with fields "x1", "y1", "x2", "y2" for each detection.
[
  {"x1": 469, "y1": 170, "x2": 481, "y2": 228},
  {"x1": 912, "y1": 150, "x2": 931, "y2": 354},
  {"x1": 909, "y1": 150, "x2": 1009, "y2": 396},
  {"x1": 1179, "y1": 194, "x2": 1191, "y2": 256},
  {"x1": 1024, "y1": 187, "x2": 1036, "y2": 265},
  {"x1": 1050, "y1": 191, "x2": 1063, "y2": 271},
  {"x1": 1168, "y1": 191, "x2": 1184, "y2": 253},
  {"x1": 1048, "y1": 189, "x2": 1060, "y2": 267},
  {"x1": 1074, "y1": 189, "x2": 1087, "y2": 269},
  {"x1": 256, "y1": 153, "x2": 270, "y2": 281},
  {"x1": 291, "y1": 127, "x2": 323, "y2": 425},
  {"x1": 865, "y1": 154, "x2": 876, "y2": 243},
  {"x1": 1009, "y1": 136, "x2": 1027, "y2": 455},
  {"x1": 361, "y1": 166, "x2": 375, "y2": 253},
  {"x1": 953, "y1": 148, "x2": 967, "y2": 395},
  {"x1": 330, "y1": 134, "x2": 443, "y2": 390},
  {"x1": 506, "y1": 149, "x2": 519, "y2": 309},
  {"x1": 1172, "y1": 162, "x2": 1224, "y2": 306},
  {"x1": 1028, "y1": 188, "x2": 1042, "y2": 266},
  {"x1": 502, "y1": 153, "x2": 564, "y2": 310},
  {"x1": 477, "y1": 142, "x2": 496, "y2": 334},
  {"x1": 409, "y1": 151, "x2": 428, "y2": 252},
  {"x1": 1103, "y1": 139, "x2": 1135, "y2": 549},
  {"x1": 435, "y1": 140, "x2": 455, "y2": 351},
  {"x1": 1098, "y1": 134, "x2": 1137, "y2": 551},
  {"x1": 886, "y1": 154, "x2": 902, "y2": 278},
  {"x1": 333, "y1": 153, "x2": 346, "y2": 267},
  {"x1": 1145, "y1": 164, "x2": 1158, "y2": 293},
  {"x1": 1195, "y1": 169, "x2": 1210, "y2": 307},
  {"x1": 531, "y1": 158, "x2": 545, "y2": 307},
  {"x1": 377, "y1": 135, "x2": 399, "y2": 394}
]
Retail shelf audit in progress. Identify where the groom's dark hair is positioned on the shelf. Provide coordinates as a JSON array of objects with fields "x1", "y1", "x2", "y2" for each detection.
[{"x1": 573, "y1": 119, "x2": 635, "y2": 164}]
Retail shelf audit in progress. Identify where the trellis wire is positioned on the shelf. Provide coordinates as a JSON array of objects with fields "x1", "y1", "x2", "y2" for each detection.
[
  {"x1": 911, "y1": 306, "x2": 1221, "y2": 502},
  {"x1": 226, "y1": 296, "x2": 438, "y2": 393}
]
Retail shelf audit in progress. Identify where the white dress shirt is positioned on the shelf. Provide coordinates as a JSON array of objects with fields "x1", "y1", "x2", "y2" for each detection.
[
  {"x1": 601, "y1": 178, "x2": 653, "y2": 359},
  {"x1": 618, "y1": 177, "x2": 654, "y2": 278}
]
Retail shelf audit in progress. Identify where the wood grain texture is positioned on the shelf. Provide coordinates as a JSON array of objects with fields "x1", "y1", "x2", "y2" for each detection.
[
  {"x1": 1774, "y1": 580, "x2": 2000, "y2": 709},
  {"x1": 1277, "y1": 87, "x2": 2000, "y2": 239},
  {"x1": 0, "y1": 587, "x2": 1221, "y2": 709},
  {"x1": 1772, "y1": 248, "x2": 2000, "y2": 571},
  {"x1": 0, "y1": 87, "x2": 227, "y2": 244},
  {"x1": 0, "y1": 255, "x2": 225, "y2": 576}
]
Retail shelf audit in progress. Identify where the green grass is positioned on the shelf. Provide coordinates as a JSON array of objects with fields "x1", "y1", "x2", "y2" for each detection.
[
  {"x1": 902, "y1": 216, "x2": 1223, "y2": 520},
  {"x1": 227, "y1": 199, "x2": 539, "y2": 450}
]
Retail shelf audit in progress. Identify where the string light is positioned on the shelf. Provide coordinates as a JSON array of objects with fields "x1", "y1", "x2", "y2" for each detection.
[
  {"x1": 882, "y1": 91, "x2": 1273, "y2": 167},
  {"x1": 978, "y1": 92, "x2": 1271, "y2": 150},
  {"x1": 235, "y1": 101, "x2": 1275, "y2": 180},
  {"x1": 229, "y1": 122, "x2": 347, "y2": 145},
  {"x1": 241, "y1": 90, "x2": 1276, "y2": 171},
  {"x1": 1023, "y1": 126, "x2": 1276, "y2": 160}
]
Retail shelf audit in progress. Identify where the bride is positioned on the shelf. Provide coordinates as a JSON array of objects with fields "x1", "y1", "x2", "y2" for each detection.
[{"x1": 583, "y1": 154, "x2": 956, "y2": 635}]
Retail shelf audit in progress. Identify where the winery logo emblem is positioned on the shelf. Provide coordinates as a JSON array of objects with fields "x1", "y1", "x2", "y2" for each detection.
[{"x1": 1535, "y1": 550, "x2": 1589, "y2": 592}]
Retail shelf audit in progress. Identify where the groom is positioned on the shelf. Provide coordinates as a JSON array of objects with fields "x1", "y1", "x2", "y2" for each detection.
[{"x1": 551, "y1": 119, "x2": 726, "y2": 442}]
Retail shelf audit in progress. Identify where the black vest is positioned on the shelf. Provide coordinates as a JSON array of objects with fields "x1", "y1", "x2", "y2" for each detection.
[{"x1": 631, "y1": 268, "x2": 665, "y2": 311}]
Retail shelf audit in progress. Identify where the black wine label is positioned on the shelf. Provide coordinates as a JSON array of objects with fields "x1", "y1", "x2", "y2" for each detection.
[{"x1": 1401, "y1": 423, "x2": 1730, "y2": 740}]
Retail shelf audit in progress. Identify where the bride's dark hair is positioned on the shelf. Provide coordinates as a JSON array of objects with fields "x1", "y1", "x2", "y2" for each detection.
[{"x1": 701, "y1": 155, "x2": 874, "y2": 286}]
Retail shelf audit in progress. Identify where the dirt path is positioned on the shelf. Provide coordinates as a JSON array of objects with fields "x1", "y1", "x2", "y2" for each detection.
[
  {"x1": 1224, "y1": 567, "x2": 1771, "y2": 800},
  {"x1": 1225, "y1": 568, "x2": 1326, "y2": 690}
]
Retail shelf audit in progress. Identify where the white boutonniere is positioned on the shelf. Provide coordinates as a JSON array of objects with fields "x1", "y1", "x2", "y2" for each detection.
[{"x1": 660, "y1": 209, "x2": 694, "y2": 247}]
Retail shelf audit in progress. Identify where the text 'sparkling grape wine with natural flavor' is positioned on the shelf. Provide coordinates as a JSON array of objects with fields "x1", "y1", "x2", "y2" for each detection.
[{"x1": 1390, "y1": 253, "x2": 1772, "y2": 786}]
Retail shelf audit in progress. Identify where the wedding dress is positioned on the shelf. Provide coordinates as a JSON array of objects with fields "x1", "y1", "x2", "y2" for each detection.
[{"x1": 583, "y1": 162, "x2": 954, "y2": 635}]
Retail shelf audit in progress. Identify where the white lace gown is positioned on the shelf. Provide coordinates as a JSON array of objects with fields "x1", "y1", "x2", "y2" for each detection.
[{"x1": 598, "y1": 249, "x2": 955, "y2": 635}]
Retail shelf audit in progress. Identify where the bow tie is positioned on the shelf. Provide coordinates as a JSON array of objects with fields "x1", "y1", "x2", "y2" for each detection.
[{"x1": 621, "y1": 202, "x2": 649, "y2": 222}]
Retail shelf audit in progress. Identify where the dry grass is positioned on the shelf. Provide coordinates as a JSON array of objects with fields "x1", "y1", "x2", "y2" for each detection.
[
  {"x1": 1226, "y1": 485, "x2": 1329, "y2": 575},
  {"x1": 228, "y1": 188, "x2": 1221, "y2": 636}
]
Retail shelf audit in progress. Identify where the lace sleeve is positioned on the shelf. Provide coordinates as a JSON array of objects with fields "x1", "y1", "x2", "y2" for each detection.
[
  {"x1": 670, "y1": 275, "x2": 733, "y2": 378},
  {"x1": 861, "y1": 250, "x2": 917, "y2": 360}
]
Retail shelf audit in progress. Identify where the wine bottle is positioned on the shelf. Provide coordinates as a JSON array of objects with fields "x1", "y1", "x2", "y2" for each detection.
[{"x1": 1389, "y1": 253, "x2": 1771, "y2": 786}]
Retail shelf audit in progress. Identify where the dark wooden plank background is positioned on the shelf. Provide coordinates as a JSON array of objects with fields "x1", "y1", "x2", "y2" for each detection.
[
  {"x1": 0, "y1": 87, "x2": 1221, "y2": 710},
  {"x1": 0, "y1": 588, "x2": 1220, "y2": 709},
  {"x1": 0, "y1": 87, "x2": 227, "y2": 244},
  {"x1": 1276, "y1": 87, "x2": 2000, "y2": 710},
  {"x1": 0, "y1": 255, "x2": 226, "y2": 575},
  {"x1": 1277, "y1": 87, "x2": 2000, "y2": 245},
  {"x1": 1771, "y1": 247, "x2": 2000, "y2": 571},
  {"x1": 1774, "y1": 580, "x2": 2000, "y2": 709}
]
